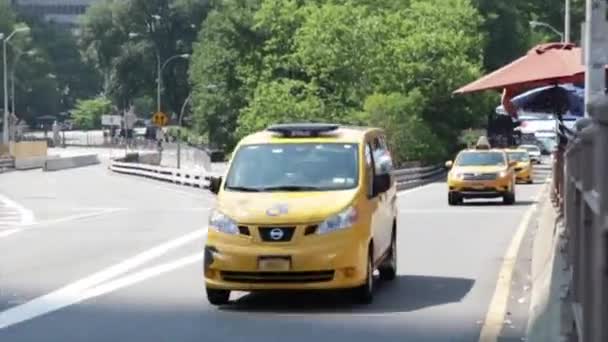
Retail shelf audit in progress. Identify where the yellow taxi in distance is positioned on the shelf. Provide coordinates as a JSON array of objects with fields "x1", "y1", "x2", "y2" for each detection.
[
  {"x1": 446, "y1": 148, "x2": 517, "y2": 205},
  {"x1": 204, "y1": 123, "x2": 397, "y2": 305},
  {"x1": 505, "y1": 149, "x2": 534, "y2": 184}
]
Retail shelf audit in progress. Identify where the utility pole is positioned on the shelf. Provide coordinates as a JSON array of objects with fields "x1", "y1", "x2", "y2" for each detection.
[
  {"x1": 583, "y1": 0, "x2": 606, "y2": 118},
  {"x1": 565, "y1": 0, "x2": 571, "y2": 43}
]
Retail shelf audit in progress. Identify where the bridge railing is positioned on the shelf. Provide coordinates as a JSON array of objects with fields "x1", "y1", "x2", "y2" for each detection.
[{"x1": 560, "y1": 95, "x2": 608, "y2": 342}]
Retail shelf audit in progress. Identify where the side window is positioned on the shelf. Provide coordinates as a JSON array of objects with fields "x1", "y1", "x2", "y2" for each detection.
[
  {"x1": 365, "y1": 143, "x2": 373, "y2": 168},
  {"x1": 365, "y1": 142, "x2": 375, "y2": 197},
  {"x1": 372, "y1": 136, "x2": 393, "y2": 175}
]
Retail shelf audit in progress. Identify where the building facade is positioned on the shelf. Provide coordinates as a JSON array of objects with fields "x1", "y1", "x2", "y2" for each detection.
[{"x1": 11, "y1": 0, "x2": 99, "y2": 27}]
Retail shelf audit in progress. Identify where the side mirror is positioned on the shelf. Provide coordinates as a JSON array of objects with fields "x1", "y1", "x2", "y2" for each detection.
[
  {"x1": 445, "y1": 160, "x2": 453, "y2": 169},
  {"x1": 208, "y1": 176, "x2": 222, "y2": 195},
  {"x1": 372, "y1": 173, "x2": 391, "y2": 197}
]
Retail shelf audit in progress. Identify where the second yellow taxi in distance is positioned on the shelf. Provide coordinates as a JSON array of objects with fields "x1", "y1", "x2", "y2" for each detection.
[
  {"x1": 204, "y1": 123, "x2": 397, "y2": 306},
  {"x1": 446, "y1": 144, "x2": 517, "y2": 206},
  {"x1": 505, "y1": 148, "x2": 534, "y2": 184}
]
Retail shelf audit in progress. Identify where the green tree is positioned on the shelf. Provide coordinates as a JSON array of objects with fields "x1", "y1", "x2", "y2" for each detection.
[
  {"x1": 189, "y1": 0, "x2": 262, "y2": 149},
  {"x1": 71, "y1": 96, "x2": 112, "y2": 130},
  {"x1": 80, "y1": 0, "x2": 211, "y2": 115},
  {"x1": 362, "y1": 92, "x2": 446, "y2": 164}
]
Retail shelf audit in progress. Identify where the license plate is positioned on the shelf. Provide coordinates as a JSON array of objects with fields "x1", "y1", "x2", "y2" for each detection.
[
  {"x1": 472, "y1": 184, "x2": 485, "y2": 189},
  {"x1": 258, "y1": 257, "x2": 291, "y2": 271}
]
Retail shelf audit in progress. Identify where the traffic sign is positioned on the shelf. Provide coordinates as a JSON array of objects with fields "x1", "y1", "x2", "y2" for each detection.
[{"x1": 152, "y1": 112, "x2": 168, "y2": 127}]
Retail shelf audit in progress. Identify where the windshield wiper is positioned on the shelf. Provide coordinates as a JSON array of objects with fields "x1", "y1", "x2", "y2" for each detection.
[
  {"x1": 261, "y1": 185, "x2": 324, "y2": 191},
  {"x1": 225, "y1": 186, "x2": 262, "y2": 192}
]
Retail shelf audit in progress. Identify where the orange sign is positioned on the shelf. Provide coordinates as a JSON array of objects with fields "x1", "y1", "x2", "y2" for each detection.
[{"x1": 152, "y1": 112, "x2": 168, "y2": 127}]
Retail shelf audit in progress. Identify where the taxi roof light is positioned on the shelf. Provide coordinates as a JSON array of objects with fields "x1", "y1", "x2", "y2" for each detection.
[{"x1": 266, "y1": 123, "x2": 339, "y2": 138}]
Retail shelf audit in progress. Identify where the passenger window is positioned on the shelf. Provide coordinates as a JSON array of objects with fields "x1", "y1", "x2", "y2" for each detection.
[
  {"x1": 366, "y1": 142, "x2": 375, "y2": 197},
  {"x1": 372, "y1": 136, "x2": 393, "y2": 175}
]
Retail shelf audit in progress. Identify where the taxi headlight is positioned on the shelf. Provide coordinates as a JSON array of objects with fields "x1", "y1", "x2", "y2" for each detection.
[
  {"x1": 209, "y1": 210, "x2": 239, "y2": 235},
  {"x1": 318, "y1": 206, "x2": 358, "y2": 235},
  {"x1": 452, "y1": 172, "x2": 464, "y2": 180}
]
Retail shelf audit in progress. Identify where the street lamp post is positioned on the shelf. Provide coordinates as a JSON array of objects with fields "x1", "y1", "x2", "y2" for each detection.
[
  {"x1": 2, "y1": 27, "x2": 30, "y2": 145},
  {"x1": 564, "y1": 0, "x2": 571, "y2": 43},
  {"x1": 176, "y1": 93, "x2": 192, "y2": 169},
  {"x1": 128, "y1": 31, "x2": 190, "y2": 114},
  {"x1": 530, "y1": 20, "x2": 565, "y2": 42},
  {"x1": 10, "y1": 49, "x2": 36, "y2": 130}
]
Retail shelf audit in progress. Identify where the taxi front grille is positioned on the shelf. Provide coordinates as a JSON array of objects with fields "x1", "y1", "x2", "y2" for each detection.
[
  {"x1": 462, "y1": 187, "x2": 497, "y2": 192},
  {"x1": 220, "y1": 271, "x2": 335, "y2": 283},
  {"x1": 462, "y1": 173, "x2": 497, "y2": 181}
]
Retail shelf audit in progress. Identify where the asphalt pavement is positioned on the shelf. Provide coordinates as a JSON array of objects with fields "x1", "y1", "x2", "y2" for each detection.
[{"x1": 0, "y1": 161, "x2": 551, "y2": 341}]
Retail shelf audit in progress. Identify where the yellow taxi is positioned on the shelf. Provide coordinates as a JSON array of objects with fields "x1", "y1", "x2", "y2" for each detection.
[
  {"x1": 446, "y1": 144, "x2": 517, "y2": 205},
  {"x1": 204, "y1": 123, "x2": 398, "y2": 305},
  {"x1": 505, "y1": 149, "x2": 534, "y2": 184}
]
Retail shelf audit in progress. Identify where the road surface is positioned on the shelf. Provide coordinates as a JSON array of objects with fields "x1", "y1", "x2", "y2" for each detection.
[{"x1": 0, "y1": 162, "x2": 551, "y2": 341}]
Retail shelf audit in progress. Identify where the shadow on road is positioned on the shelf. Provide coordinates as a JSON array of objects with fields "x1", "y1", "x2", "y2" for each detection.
[{"x1": 220, "y1": 274, "x2": 474, "y2": 314}]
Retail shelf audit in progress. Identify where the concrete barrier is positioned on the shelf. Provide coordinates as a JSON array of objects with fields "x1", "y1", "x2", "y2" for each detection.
[
  {"x1": 43, "y1": 154, "x2": 100, "y2": 171},
  {"x1": 526, "y1": 195, "x2": 569, "y2": 341},
  {"x1": 15, "y1": 156, "x2": 59, "y2": 170},
  {"x1": 138, "y1": 151, "x2": 161, "y2": 166}
]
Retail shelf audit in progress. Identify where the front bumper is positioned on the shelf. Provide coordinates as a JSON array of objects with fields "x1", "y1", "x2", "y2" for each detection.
[
  {"x1": 204, "y1": 229, "x2": 368, "y2": 291},
  {"x1": 448, "y1": 176, "x2": 512, "y2": 198}
]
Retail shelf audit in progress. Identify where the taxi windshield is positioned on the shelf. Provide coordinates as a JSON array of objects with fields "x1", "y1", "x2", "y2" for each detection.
[
  {"x1": 456, "y1": 152, "x2": 505, "y2": 167},
  {"x1": 507, "y1": 151, "x2": 529, "y2": 162},
  {"x1": 225, "y1": 143, "x2": 359, "y2": 192}
]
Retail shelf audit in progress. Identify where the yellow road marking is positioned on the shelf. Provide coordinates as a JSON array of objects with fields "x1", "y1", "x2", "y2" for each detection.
[{"x1": 478, "y1": 184, "x2": 548, "y2": 341}]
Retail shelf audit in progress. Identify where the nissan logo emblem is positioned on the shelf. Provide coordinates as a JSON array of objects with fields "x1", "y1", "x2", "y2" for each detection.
[{"x1": 269, "y1": 228, "x2": 284, "y2": 240}]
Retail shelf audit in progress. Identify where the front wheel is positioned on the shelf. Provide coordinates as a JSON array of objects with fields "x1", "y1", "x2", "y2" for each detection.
[
  {"x1": 448, "y1": 192, "x2": 461, "y2": 206},
  {"x1": 379, "y1": 230, "x2": 397, "y2": 281},
  {"x1": 353, "y1": 250, "x2": 374, "y2": 304},
  {"x1": 503, "y1": 191, "x2": 516, "y2": 205},
  {"x1": 206, "y1": 288, "x2": 230, "y2": 306}
]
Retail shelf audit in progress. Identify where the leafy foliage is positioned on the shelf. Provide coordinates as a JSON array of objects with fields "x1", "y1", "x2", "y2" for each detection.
[{"x1": 71, "y1": 96, "x2": 112, "y2": 130}]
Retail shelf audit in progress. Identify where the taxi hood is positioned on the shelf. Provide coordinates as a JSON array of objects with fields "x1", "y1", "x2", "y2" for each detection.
[{"x1": 216, "y1": 189, "x2": 359, "y2": 224}]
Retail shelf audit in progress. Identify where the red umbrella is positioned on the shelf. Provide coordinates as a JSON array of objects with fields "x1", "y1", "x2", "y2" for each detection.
[{"x1": 454, "y1": 43, "x2": 584, "y2": 95}]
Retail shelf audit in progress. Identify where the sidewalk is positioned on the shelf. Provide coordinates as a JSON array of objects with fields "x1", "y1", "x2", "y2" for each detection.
[{"x1": 526, "y1": 198, "x2": 568, "y2": 341}]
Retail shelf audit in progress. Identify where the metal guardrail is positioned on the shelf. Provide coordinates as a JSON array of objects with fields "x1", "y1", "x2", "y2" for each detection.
[
  {"x1": 109, "y1": 161, "x2": 219, "y2": 188},
  {"x1": 560, "y1": 95, "x2": 608, "y2": 342},
  {"x1": 392, "y1": 164, "x2": 446, "y2": 190},
  {"x1": 109, "y1": 158, "x2": 445, "y2": 191}
]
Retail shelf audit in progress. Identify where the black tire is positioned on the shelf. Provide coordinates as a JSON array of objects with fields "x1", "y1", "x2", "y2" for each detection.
[
  {"x1": 448, "y1": 192, "x2": 460, "y2": 206},
  {"x1": 379, "y1": 229, "x2": 397, "y2": 281},
  {"x1": 503, "y1": 191, "x2": 516, "y2": 205},
  {"x1": 353, "y1": 249, "x2": 374, "y2": 304},
  {"x1": 206, "y1": 288, "x2": 230, "y2": 306}
]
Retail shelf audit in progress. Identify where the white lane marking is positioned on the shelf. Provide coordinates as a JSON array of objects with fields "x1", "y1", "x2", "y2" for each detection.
[
  {"x1": 0, "y1": 251, "x2": 205, "y2": 330},
  {"x1": 0, "y1": 194, "x2": 34, "y2": 226},
  {"x1": 22, "y1": 209, "x2": 125, "y2": 228},
  {"x1": 478, "y1": 184, "x2": 548, "y2": 342},
  {"x1": 0, "y1": 229, "x2": 22, "y2": 238},
  {"x1": 0, "y1": 209, "x2": 126, "y2": 240},
  {"x1": 0, "y1": 228, "x2": 207, "y2": 330}
]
